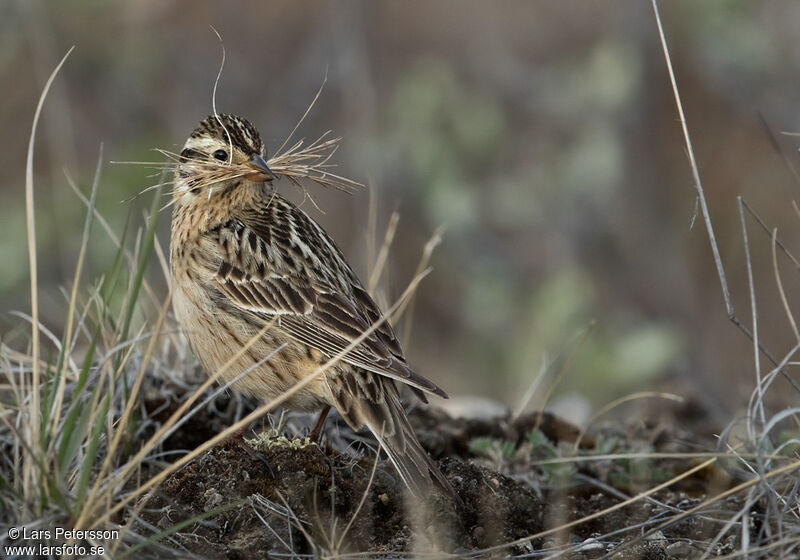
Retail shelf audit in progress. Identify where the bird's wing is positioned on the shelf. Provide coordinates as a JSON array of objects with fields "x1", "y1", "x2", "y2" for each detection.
[{"x1": 212, "y1": 213, "x2": 446, "y2": 398}]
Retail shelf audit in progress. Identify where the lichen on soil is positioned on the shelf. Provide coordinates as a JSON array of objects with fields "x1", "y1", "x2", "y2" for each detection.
[{"x1": 135, "y1": 395, "x2": 741, "y2": 559}]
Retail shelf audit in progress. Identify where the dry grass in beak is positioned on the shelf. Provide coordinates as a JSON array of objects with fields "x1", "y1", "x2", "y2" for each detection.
[
  {"x1": 267, "y1": 131, "x2": 363, "y2": 194},
  {"x1": 116, "y1": 130, "x2": 363, "y2": 206}
]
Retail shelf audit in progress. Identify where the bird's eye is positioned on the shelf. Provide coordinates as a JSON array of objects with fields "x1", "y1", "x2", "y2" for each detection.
[{"x1": 212, "y1": 149, "x2": 228, "y2": 161}]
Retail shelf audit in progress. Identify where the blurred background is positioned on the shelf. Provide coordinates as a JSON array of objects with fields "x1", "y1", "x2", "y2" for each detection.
[{"x1": 4, "y1": 1, "x2": 800, "y2": 423}]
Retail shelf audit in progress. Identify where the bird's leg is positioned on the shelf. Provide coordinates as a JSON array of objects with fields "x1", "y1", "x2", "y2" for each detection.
[{"x1": 308, "y1": 405, "x2": 332, "y2": 442}]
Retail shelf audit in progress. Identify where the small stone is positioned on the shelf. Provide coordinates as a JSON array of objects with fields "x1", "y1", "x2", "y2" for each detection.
[
  {"x1": 666, "y1": 541, "x2": 693, "y2": 558},
  {"x1": 203, "y1": 489, "x2": 224, "y2": 511},
  {"x1": 472, "y1": 526, "x2": 485, "y2": 541},
  {"x1": 378, "y1": 493, "x2": 389, "y2": 505},
  {"x1": 574, "y1": 538, "x2": 604, "y2": 552}
]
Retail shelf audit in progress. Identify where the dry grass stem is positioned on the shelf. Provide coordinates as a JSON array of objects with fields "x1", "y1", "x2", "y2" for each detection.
[{"x1": 22, "y1": 46, "x2": 74, "y2": 514}]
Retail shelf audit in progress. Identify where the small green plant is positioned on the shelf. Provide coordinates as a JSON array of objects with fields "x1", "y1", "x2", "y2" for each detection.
[{"x1": 469, "y1": 436, "x2": 517, "y2": 464}]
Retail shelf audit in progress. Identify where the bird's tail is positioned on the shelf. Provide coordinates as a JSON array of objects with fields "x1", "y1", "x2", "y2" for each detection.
[
  {"x1": 330, "y1": 375, "x2": 457, "y2": 500},
  {"x1": 368, "y1": 396, "x2": 457, "y2": 501}
]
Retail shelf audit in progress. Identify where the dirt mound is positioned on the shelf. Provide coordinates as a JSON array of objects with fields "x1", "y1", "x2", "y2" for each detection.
[{"x1": 135, "y1": 406, "x2": 738, "y2": 558}]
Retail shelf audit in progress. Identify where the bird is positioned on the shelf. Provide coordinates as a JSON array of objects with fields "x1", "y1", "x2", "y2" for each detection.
[{"x1": 169, "y1": 113, "x2": 456, "y2": 499}]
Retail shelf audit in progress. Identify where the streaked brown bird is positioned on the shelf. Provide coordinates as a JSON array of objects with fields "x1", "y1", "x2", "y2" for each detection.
[{"x1": 169, "y1": 114, "x2": 455, "y2": 499}]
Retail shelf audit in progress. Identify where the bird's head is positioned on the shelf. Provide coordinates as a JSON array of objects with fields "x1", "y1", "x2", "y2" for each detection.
[{"x1": 174, "y1": 114, "x2": 276, "y2": 201}]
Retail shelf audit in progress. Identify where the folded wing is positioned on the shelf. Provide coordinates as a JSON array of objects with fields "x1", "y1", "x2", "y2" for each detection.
[{"x1": 212, "y1": 211, "x2": 446, "y2": 399}]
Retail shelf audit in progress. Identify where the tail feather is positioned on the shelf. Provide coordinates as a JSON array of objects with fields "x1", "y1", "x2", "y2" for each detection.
[
  {"x1": 365, "y1": 398, "x2": 457, "y2": 501},
  {"x1": 328, "y1": 373, "x2": 457, "y2": 500}
]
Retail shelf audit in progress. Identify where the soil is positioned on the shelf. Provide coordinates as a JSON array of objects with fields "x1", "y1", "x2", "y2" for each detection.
[{"x1": 134, "y1": 395, "x2": 743, "y2": 559}]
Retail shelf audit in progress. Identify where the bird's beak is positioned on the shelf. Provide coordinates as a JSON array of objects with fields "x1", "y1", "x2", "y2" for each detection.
[{"x1": 246, "y1": 154, "x2": 276, "y2": 183}]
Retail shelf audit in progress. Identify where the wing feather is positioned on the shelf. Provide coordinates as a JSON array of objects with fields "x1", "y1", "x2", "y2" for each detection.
[{"x1": 212, "y1": 206, "x2": 446, "y2": 399}]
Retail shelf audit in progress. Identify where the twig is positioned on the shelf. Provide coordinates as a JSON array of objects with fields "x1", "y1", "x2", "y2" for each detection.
[{"x1": 653, "y1": 0, "x2": 800, "y2": 395}]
